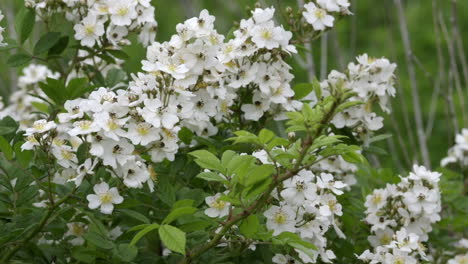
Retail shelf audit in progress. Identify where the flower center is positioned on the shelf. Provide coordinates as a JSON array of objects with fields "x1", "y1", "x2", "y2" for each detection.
[
  {"x1": 273, "y1": 211, "x2": 288, "y2": 224},
  {"x1": 78, "y1": 120, "x2": 92, "y2": 130},
  {"x1": 117, "y1": 7, "x2": 129, "y2": 16},
  {"x1": 85, "y1": 25, "x2": 95, "y2": 35},
  {"x1": 137, "y1": 124, "x2": 150, "y2": 135},
  {"x1": 210, "y1": 199, "x2": 226, "y2": 210},
  {"x1": 261, "y1": 29, "x2": 272, "y2": 40},
  {"x1": 100, "y1": 193, "x2": 113, "y2": 204},
  {"x1": 33, "y1": 121, "x2": 46, "y2": 131},
  {"x1": 314, "y1": 9, "x2": 326, "y2": 19}
]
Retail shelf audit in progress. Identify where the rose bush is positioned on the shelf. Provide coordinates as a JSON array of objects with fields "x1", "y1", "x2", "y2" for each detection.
[{"x1": 0, "y1": 1, "x2": 466, "y2": 263}]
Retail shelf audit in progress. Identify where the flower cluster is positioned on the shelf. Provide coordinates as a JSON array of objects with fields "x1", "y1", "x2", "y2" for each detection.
[
  {"x1": 441, "y1": 128, "x2": 468, "y2": 167},
  {"x1": 19, "y1": 7, "x2": 301, "y2": 216},
  {"x1": 140, "y1": 6, "x2": 300, "y2": 134},
  {"x1": 0, "y1": 64, "x2": 60, "y2": 129},
  {"x1": 358, "y1": 165, "x2": 442, "y2": 263},
  {"x1": 0, "y1": 10, "x2": 6, "y2": 47},
  {"x1": 315, "y1": 54, "x2": 397, "y2": 141},
  {"x1": 302, "y1": 0, "x2": 351, "y2": 31},
  {"x1": 25, "y1": 0, "x2": 157, "y2": 47},
  {"x1": 253, "y1": 148, "x2": 347, "y2": 263}
]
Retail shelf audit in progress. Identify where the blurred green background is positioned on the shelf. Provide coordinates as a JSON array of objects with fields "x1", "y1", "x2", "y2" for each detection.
[{"x1": 0, "y1": 0, "x2": 467, "y2": 172}]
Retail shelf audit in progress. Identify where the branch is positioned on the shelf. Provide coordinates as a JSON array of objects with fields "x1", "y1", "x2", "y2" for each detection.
[{"x1": 393, "y1": 0, "x2": 430, "y2": 167}]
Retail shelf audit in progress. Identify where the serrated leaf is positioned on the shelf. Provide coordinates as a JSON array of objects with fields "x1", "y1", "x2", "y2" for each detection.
[
  {"x1": 293, "y1": 83, "x2": 314, "y2": 100},
  {"x1": 163, "y1": 207, "x2": 197, "y2": 225},
  {"x1": 33, "y1": 32, "x2": 61, "y2": 54},
  {"x1": 113, "y1": 243, "x2": 138, "y2": 262},
  {"x1": 15, "y1": 8, "x2": 36, "y2": 44},
  {"x1": 239, "y1": 215, "x2": 259, "y2": 238},
  {"x1": 196, "y1": 171, "x2": 226, "y2": 183},
  {"x1": 7, "y1": 53, "x2": 31, "y2": 67},
  {"x1": 48, "y1": 36, "x2": 69, "y2": 55},
  {"x1": 106, "y1": 68, "x2": 126, "y2": 87},
  {"x1": 158, "y1": 225, "x2": 186, "y2": 255},
  {"x1": 118, "y1": 208, "x2": 151, "y2": 224},
  {"x1": 83, "y1": 232, "x2": 114, "y2": 249},
  {"x1": 0, "y1": 116, "x2": 19, "y2": 136},
  {"x1": 189, "y1": 150, "x2": 224, "y2": 172},
  {"x1": 130, "y1": 223, "x2": 160, "y2": 246},
  {"x1": 0, "y1": 136, "x2": 13, "y2": 160}
]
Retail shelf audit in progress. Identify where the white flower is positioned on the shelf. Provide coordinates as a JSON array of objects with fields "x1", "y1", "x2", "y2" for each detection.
[
  {"x1": 303, "y1": 2, "x2": 335, "y2": 31},
  {"x1": 264, "y1": 205, "x2": 296, "y2": 236},
  {"x1": 140, "y1": 99, "x2": 179, "y2": 129},
  {"x1": 109, "y1": 0, "x2": 138, "y2": 26},
  {"x1": 65, "y1": 222, "x2": 87, "y2": 246},
  {"x1": 86, "y1": 182, "x2": 123, "y2": 214},
  {"x1": 126, "y1": 122, "x2": 160, "y2": 146},
  {"x1": 94, "y1": 139, "x2": 135, "y2": 168},
  {"x1": 316, "y1": 173, "x2": 347, "y2": 195},
  {"x1": 204, "y1": 193, "x2": 230, "y2": 218},
  {"x1": 403, "y1": 184, "x2": 439, "y2": 215},
  {"x1": 317, "y1": 0, "x2": 350, "y2": 12},
  {"x1": 74, "y1": 14, "x2": 105, "y2": 47},
  {"x1": 251, "y1": 21, "x2": 285, "y2": 50},
  {"x1": 280, "y1": 170, "x2": 317, "y2": 205},
  {"x1": 272, "y1": 254, "x2": 298, "y2": 264},
  {"x1": 69, "y1": 158, "x2": 98, "y2": 187},
  {"x1": 25, "y1": 119, "x2": 56, "y2": 135},
  {"x1": 68, "y1": 120, "x2": 101, "y2": 136},
  {"x1": 117, "y1": 160, "x2": 150, "y2": 188}
]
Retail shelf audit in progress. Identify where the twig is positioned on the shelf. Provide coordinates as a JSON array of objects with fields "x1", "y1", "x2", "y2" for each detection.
[{"x1": 393, "y1": 0, "x2": 430, "y2": 167}]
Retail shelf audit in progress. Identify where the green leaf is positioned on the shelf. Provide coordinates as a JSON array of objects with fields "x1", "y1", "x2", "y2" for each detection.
[
  {"x1": 258, "y1": 129, "x2": 275, "y2": 144},
  {"x1": 163, "y1": 207, "x2": 197, "y2": 225},
  {"x1": 15, "y1": 8, "x2": 36, "y2": 44},
  {"x1": 293, "y1": 83, "x2": 314, "y2": 100},
  {"x1": 48, "y1": 36, "x2": 69, "y2": 55},
  {"x1": 335, "y1": 100, "x2": 364, "y2": 113},
  {"x1": 0, "y1": 137, "x2": 13, "y2": 160},
  {"x1": 33, "y1": 32, "x2": 61, "y2": 54},
  {"x1": 67, "y1": 77, "x2": 94, "y2": 99},
  {"x1": 130, "y1": 223, "x2": 160, "y2": 246},
  {"x1": 178, "y1": 127, "x2": 194, "y2": 145},
  {"x1": 106, "y1": 49, "x2": 129, "y2": 60},
  {"x1": 158, "y1": 225, "x2": 186, "y2": 255},
  {"x1": 83, "y1": 232, "x2": 114, "y2": 249},
  {"x1": 195, "y1": 171, "x2": 226, "y2": 183},
  {"x1": 72, "y1": 248, "x2": 96, "y2": 263},
  {"x1": 118, "y1": 208, "x2": 151, "y2": 224},
  {"x1": 113, "y1": 243, "x2": 138, "y2": 262},
  {"x1": 368, "y1": 133, "x2": 393, "y2": 144},
  {"x1": 76, "y1": 142, "x2": 89, "y2": 164},
  {"x1": 14, "y1": 142, "x2": 33, "y2": 167},
  {"x1": 106, "y1": 68, "x2": 127, "y2": 87},
  {"x1": 172, "y1": 199, "x2": 194, "y2": 209},
  {"x1": 7, "y1": 53, "x2": 32, "y2": 67},
  {"x1": 189, "y1": 150, "x2": 224, "y2": 172},
  {"x1": 221, "y1": 150, "x2": 236, "y2": 167},
  {"x1": 0, "y1": 116, "x2": 19, "y2": 136},
  {"x1": 239, "y1": 215, "x2": 259, "y2": 238},
  {"x1": 244, "y1": 164, "x2": 275, "y2": 186},
  {"x1": 31, "y1": 102, "x2": 49, "y2": 113},
  {"x1": 39, "y1": 78, "x2": 66, "y2": 104}
]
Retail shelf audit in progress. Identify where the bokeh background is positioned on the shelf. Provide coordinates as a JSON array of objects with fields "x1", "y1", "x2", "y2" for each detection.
[{"x1": 1, "y1": 0, "x2": 467, "y2": 172}]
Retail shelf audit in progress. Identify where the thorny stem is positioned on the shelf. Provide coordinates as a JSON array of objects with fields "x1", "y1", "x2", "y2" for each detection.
[{"x1": 178, "y1": 96, "x2": 342, "y2": 264}]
